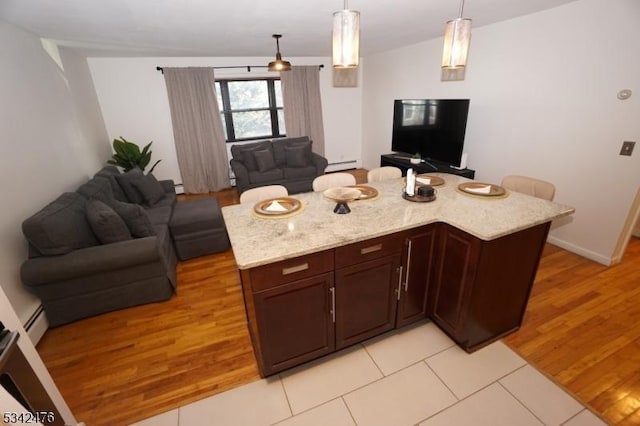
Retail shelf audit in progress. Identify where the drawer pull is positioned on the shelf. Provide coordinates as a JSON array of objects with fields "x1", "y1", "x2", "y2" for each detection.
[
  {"x1": 330, "y1": 287, "x2": 336, "y2": 323},
  {"x1": 282, "y1": 263, "x2": 309, "y2": 275},
  {"x1": 360, "y1": 244, "x2": 383, "y2": 255}
]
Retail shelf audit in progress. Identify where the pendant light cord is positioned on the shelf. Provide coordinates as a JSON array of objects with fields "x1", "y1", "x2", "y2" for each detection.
[{"x1": 458, "y1": 0, "x2": 465, "y2": 18}]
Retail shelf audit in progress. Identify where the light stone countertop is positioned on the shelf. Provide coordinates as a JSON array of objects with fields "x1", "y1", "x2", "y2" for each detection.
[{"x1": 222, "y1": 173, "x2": 575, "y2": 269}]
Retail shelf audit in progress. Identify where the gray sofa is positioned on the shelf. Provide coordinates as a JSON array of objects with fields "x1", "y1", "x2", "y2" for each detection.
[
  {"x1": 20, "y1": 166, "x2": 178, "y2": 327},
  {"x1": 230, "y1": 136, "x2": 328, "y2": 194}
]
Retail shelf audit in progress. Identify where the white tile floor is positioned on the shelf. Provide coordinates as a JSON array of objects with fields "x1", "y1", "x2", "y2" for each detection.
[{"x1": 131, "y1": 321, "x2": 606, "y2": 426}]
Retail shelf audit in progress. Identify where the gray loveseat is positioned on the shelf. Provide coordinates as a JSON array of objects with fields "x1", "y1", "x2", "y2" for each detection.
[
  {"x1": 21, "y1": 166, "x2": 178, "y2": 326},
  {"x1": 230, "y1": 136, "x2": 328, "y2": 194}
]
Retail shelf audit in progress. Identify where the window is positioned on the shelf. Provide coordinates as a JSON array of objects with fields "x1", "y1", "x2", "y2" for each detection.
[{"x1": 215, "y1": 78, "x2": 285, "y2": 142}]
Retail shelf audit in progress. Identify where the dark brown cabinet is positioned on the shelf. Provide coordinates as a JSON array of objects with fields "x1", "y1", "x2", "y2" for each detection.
[
  {"x1": 430, "y1": 222, "x2": 550, "y2": 352},
  {"x1": 397, "y1": 225, "x2": 437, "y2": 327},
  {"x1": 241, "y1": 222, "x2": 550, "y2": 376},
  {"x1": 335, "y1": 256, "x2": 400, "y2": 349},
  {"x1": 253, "y1": 273, "x2": 335, "y2": 376},
  {"x1": 240, "y1": 250, "x2": 335, "y2": 376},
  {"x1": 334, "y1": 233, "x2": 404, "y2": 349}
]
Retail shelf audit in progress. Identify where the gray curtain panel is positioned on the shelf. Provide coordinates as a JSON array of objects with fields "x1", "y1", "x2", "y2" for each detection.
[
  {"x1": 163, "y1": 67, "x2": 230, "y2": 193},
  {"x1": 281, "y1": 66, "x2": 326, "y2": 156}
]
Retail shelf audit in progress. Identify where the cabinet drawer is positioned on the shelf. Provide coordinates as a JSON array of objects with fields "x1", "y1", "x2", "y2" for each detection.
[
  {"x1": 335, "y1": 233, "x2": 404, "y2": 269},
  {"x1": 248, "y1": 250, "x2": 334, "y2": 292}
]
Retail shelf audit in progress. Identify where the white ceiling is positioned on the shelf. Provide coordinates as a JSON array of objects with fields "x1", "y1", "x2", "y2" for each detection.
[{"x1": 0, "y1": 0, "x2": 578, "y2": 57}]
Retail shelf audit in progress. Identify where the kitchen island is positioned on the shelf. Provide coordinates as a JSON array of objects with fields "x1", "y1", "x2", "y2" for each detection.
[{"x1": 222, "y1": 174, "x2": 574, "y2": 376}]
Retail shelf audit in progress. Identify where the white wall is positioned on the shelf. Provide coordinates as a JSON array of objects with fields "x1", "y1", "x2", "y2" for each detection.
[
  {"x1": 0, "y1": 20, "x2": 108, "y2": 425},
  {"x1": 87, "y1": 56, "x2": 363, "y2": 185},
  {"x1": 0, "y1": 21, "x2": 110, "y2": 325},
  {"x1": 362, "y1": 0, "x2": 640, "y2": 264}
]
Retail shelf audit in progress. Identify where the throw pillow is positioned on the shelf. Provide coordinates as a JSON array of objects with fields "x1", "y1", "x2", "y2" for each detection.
[
  {"x1": 106, "y1": 199, "x2": 156, "y2": 238},
  {"x1": 85, "y1": 199, "x2": 132, "y2": 244},
  {"x1": 253, "y1": 149, "x2": 277, "y2": 172},
  {"x1": 114, "y1": 168, "x2": 145, "y2": 204},
  {"x1": 131, "y1": 173, "x2": 165, "y2": 206},
  {"x1": 22, "y1": 192, "x2": 99, "y2": 256},
  {"x1": 95, "y1": 166, "x2": 128, "y2": 201},
  {"x1": 285, "y1": 145, "x2": 310, "y2": 167},
  {"x1": 76, "y1": 177, "x2": 114, "y2": 202}
]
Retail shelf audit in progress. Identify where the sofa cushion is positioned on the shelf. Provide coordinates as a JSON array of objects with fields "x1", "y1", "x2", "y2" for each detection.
[
  {"x1": 76, "y1": 177, "x2": 113, "y2": 202},
  {"x1": 271, "y1": 137, "x2": 311, "y2": 167},
  {"x1": 254, "y1": 149, "x2": 277, "y2": 172},
  {"x1": 145, "y1": 205, "x2": 173, "y2": 226},
  {"x1": 282, "y1": 166, "x2": 317, "y2": 180},
  {"x1": 114, "y1": 168, "x2": 145, "y2": 204},
  {"x1": 94, "y1": 166, "x2": 128, "y2": 202},
  {"x1": 285, "y1": 145, "x2": 311, "y2": 167},
  {"x1": 22, "y1": 192, "x2": 98, "y2": 256},
  {"x1": 131, "y1": 173, "x2": 165, "y2": 206},
  {"x1": 86, "y1": 199, "x2": 132, "y2": 244},
  {"x1": 148, "y1": 192, "x2": 177, "y2": 209},
  {"x1": 106, "y1": 199, "x2": 156, "y2": 237},
  {"x1": 231, "y1": 141, "x2": 271, "y2": 172},
  {"x1": 249, "y1": 168, "x2": 284, "y2": 184}
]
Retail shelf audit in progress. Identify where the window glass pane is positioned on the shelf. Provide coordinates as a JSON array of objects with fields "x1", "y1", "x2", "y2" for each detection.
[
  {"x1": 274, "y1": 80, "x2": 283, "y2": 107},
  {"x1": 228, "y1": 81, "x2": 269, "y2": 109},
  {"x1": 214, "y1": 82, "x2": 223, "y2": 111},
  {"x1": 277, "y1": 109, "x2": 286, "y2": 136},
  {"x1": 232, "y1": 111, "x2": 272, "y2": 139}
]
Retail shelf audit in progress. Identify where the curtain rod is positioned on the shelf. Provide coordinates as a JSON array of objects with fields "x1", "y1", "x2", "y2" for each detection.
[{"x1": 156, "y1": 65, "x2": 324, "y2": 74}]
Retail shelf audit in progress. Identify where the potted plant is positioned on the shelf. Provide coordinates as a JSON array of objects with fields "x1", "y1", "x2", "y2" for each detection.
[
  {"x1": 107, "y1": 137, "x2": 161, "y2": 173},
  {"x1": 410, "y1": 152, "x2": 422, "y2": 164}
]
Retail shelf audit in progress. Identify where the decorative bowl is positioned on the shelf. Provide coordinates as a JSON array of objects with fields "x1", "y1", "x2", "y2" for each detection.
[{"x1": 323, "y1": 187, "x2": 362, "y2": 214}]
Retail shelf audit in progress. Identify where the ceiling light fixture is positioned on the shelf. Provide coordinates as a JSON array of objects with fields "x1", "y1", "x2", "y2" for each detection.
[
  {"x1": 332, "y1": 0, "x2": 360, "y2": 69},
  {"x1": 442, "y1": 0, "x2": 472, "y2": 69},
  {"x1": 268, "y1": 34, "x2": 292, "y2": 72}
]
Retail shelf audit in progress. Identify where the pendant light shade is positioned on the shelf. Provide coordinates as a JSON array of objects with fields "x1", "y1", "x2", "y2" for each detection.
[
  {"x1": 442, "y1": 0, "x2": 472, "y2": 69},
  {"x1": 332, "y1": 1, "x2": 360, "y2": 69},
  {"x1": 268, "y1": 34, "x2": 292, "y2": 72}
]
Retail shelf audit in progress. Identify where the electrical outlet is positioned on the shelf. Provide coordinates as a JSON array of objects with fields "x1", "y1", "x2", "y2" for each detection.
[{"x1": 620, "y1": 141, "x2": 635, "y2": 156}]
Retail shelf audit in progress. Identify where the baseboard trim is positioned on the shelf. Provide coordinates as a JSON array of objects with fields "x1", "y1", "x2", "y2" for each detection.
[
  {"x1": 25, "y1": 305, "x2": 48, "y2": 345},
  {"x1": 547, "y1": 236, "x2": 612, "y2": 266}
]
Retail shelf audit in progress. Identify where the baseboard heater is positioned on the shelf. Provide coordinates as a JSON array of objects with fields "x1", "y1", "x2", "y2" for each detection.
[
  {"x1": 24, "y1": 305, "x2": 47, "y2": 345},
  {"x1": 327, "y1": 160, "x2": 359, "y2": 172},
  {"x1": 329, "y1": 160, "x2": 358, "y2": 167}
]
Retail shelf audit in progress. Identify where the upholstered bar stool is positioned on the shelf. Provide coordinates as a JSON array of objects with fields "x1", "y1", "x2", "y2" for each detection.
[
  {"x1": 367, "y1": 166, "x2": 402, "y2": 183},
  {"x1": 501, "y1": 175, "x2": 556, "y2": 201},
  {"x1": 239, "y1": 185, "x2": 288, "y2": 203},
  {"x1": 312, "y1": 173, "x2": 356, "y2": 192}
]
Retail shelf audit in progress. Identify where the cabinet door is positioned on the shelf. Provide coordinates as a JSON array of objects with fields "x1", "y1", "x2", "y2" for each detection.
[
  {"x1": 397, "y1": 226, "x2": 436, "y2": 327},
  {"x1": 429, "y1": 224, "x2": 480, "y2": 341},
  {"x1": 253, "y1": 273, "x2": 335, "y2": 376},
  {"x1": 335, "y1": 256, "x2": 400, "y2": 349}
]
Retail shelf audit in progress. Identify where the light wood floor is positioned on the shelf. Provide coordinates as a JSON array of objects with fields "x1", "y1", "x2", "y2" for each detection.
[
  {"x1": 37, "y1": 188, "x2": 640, "y2": 425},
  {"x1": 504, "y1": 236, "x2": 640, "y2": 425}
]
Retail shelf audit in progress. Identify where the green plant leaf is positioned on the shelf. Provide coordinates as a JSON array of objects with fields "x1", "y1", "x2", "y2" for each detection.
[
  {"x1": 148, "y1": 160, "x2": 162, "y2": 174},
  {"x1": 110, "y1": 137, "x2": 161, "y2": 173}
]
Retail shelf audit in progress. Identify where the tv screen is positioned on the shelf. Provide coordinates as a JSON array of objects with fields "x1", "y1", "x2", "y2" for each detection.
[{"x1": 391, "y1": 99, "x2": 470, "y2": 167}]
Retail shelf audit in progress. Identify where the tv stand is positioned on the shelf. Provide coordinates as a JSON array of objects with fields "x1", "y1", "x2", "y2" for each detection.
[{"x1": 381, "y1": 154, "x2": 475, "y2": 179}]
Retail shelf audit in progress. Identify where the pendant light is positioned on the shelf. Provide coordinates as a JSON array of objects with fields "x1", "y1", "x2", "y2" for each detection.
[
  {"x1": 332, "y1": 0, "x2": 360, "y2": 69},
  {"x1": 442, "y1": 0, "x2": 472, "y2": 69},
  {"x1": 268, "y1": 34, "x2": 292, "y2": 72}
]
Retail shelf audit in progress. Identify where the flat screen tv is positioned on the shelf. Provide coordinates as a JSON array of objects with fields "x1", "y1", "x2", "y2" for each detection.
[{"x1": 391, "y1": 99, "x2": 470, "y2": 167}]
